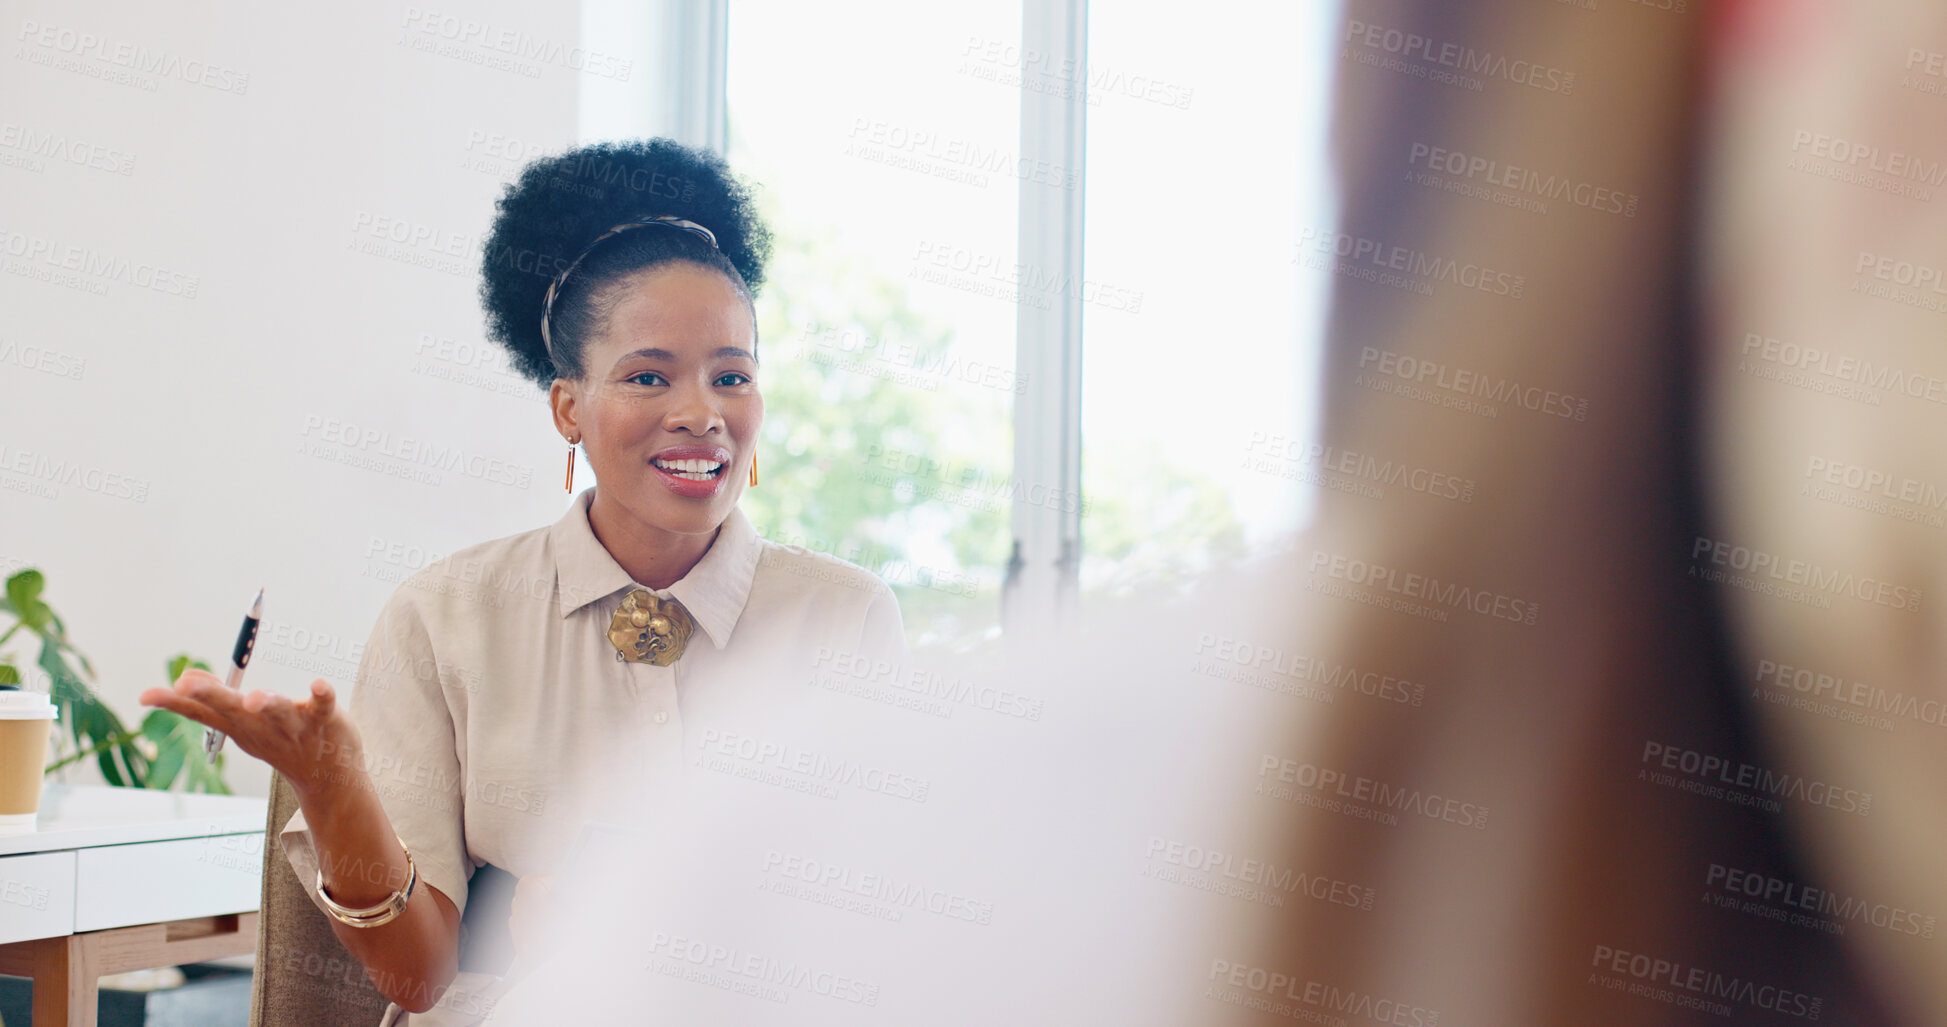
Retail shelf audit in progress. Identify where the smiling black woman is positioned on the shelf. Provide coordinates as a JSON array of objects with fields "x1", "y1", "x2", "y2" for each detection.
[{"x1": 141, "y1": 138, "x2": 908, "y2": 1026}]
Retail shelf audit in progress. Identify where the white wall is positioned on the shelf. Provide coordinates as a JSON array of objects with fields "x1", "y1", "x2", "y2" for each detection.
[{"x1": 2, "y1": 0, "x2": 596, "y2": 797}]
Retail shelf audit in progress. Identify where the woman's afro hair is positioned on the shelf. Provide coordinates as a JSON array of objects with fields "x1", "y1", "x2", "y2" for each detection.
[{"x1": 478, "y1": 138, "x2": 772, "y2": 388}]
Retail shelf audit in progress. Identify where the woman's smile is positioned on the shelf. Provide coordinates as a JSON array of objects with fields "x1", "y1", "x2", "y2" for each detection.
[{"x1": 650, "y1": 443, "x2": 732, "y2": 496}]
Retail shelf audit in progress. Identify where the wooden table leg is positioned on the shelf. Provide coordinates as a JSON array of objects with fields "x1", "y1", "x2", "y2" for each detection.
[
  {"x1": 0, "y1": 912, "x2": 257, "y2": 1027},
  {"x1": 20, "y1": 934, "x2": 98, "y2": 1027}
]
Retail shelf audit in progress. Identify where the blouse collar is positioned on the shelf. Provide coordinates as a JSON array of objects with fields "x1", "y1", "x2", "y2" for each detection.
[{"x1": 547, "y1": 485, "x2": 761, "y2": 651}]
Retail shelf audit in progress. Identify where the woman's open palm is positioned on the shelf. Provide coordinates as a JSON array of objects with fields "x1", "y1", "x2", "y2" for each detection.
[{"x1": 139, "y1": 670, "x2": 363, "y2": 799}]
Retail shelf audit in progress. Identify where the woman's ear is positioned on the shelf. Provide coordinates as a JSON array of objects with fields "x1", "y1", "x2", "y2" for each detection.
[{"x1": 548, "y1": 378, "x2": 580, "y2": 441}]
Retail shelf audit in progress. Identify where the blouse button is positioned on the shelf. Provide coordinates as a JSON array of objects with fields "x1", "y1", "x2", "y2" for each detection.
[{"x1": 654, "y1": 710, "x2": 670, "y2": 725}]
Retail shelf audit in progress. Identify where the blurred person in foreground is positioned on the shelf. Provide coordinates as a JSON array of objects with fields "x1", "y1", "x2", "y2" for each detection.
[{"x1": 1200, "y1": 1, "x2": 1946, "y2": 1024}]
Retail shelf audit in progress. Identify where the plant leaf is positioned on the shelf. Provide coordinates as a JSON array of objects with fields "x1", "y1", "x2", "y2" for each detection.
[
  {"x1": 123, "y1": 737, "x2": 150, "y2": 785},
  {"x1": 43, "y1": 611, "x2": 95, "y2": 679},
  {"x1": 140, "y1": 708, "x2": 179, "y2": 744},
  {"x1": 145, "y1": 740, "x2": 185, "y2": 790},
  {"x1": 39, "y1": 636, "x2": 142, "y2": 785},
  {"x1": 183, "y1": 749, "x2": 232, "y2": 795},
  {"x1": 5, "y1": 569, "x2": 42, "y2": 602},
  {"x1": 95, "y1": 746, "x2": 126, "y2": 786},
  {"x1": 38, "y1": 638, "x2": 89, "y2": 706},
  {"x1": 163, "y1": 653, "x2": 211, "y2": 684},
  {"x1": 138, "y1": 707, "x2": 229, "y2": 793},
  {"x1": 140, "y1": 710, "x2": 189, "y2": 787},
  {"x1": 0, "y1": 663, "x2": 17, "y2": 686},
  {"x1": 7, "y1": 570, "x2": 50, "y2": 632}
]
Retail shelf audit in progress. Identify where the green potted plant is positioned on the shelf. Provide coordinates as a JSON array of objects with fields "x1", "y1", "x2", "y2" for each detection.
[{"x1": 0, "y1": 568, "x2": 230, "y2": 793}]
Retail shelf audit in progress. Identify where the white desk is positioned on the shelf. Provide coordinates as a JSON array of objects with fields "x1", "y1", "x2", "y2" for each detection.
[{"x1": 0, "y1": 784, "x2": 268, "y2": 1027}]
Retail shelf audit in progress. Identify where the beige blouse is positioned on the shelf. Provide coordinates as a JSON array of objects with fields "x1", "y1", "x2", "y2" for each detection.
[{"x1": 280, "y1": 486, "x2": 906, "y2": 1025}]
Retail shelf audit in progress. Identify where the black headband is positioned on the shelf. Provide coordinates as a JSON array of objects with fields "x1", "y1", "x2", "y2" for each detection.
[{"x1": 538, "y1": 216, "x2": 720, "y2": 364}]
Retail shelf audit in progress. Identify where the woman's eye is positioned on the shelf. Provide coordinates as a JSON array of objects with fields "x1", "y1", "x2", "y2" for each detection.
[{"x1": 626, "y1": 371, "x2": 752, "y2": 387}]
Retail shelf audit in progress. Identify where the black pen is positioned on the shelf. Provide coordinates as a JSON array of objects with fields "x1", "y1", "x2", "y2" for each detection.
[{"x1": 204, "y1": 588, "x2": 263, "y2": 763}]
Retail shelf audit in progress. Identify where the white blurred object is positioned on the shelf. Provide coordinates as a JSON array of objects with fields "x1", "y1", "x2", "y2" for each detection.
[{"x1": 98, "y1": 966, "x2": 186, "y2": 992}]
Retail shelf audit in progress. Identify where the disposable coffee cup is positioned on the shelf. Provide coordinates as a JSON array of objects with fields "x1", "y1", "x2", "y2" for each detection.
[{"x1": 0, "y1": 688, "x2": 57, "y2": 835}]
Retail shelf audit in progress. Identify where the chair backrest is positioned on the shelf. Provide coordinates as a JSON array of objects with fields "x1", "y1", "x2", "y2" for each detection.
[
  {"x1": 247, "y1": 773, "x2": 518, "y2": 1024},
  {"x1": 247, "y1": 772, "x2": 393, "y2": 1026}
]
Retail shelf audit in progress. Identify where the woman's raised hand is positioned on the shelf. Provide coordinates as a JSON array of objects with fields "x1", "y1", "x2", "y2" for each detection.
[{"x1": 139, "y1": 670, "x2": 365, "y2": 801}]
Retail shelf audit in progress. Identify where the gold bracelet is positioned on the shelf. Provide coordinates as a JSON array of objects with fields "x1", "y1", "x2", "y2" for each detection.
[{"x1": 316, "y1": 834, "x2": 417, "y2": 928}]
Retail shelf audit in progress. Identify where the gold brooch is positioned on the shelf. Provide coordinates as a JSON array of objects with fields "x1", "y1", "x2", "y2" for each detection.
[{"x1": 606, "y1": 589, "x2": 696, "y2": 666}]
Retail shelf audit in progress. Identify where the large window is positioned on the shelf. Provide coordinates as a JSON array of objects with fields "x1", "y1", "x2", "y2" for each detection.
[
  {"x1": 1078, "y1": 3, "x2": 1335, "y2": 600},
  {"x1": 728, "y1": 2, "x2": 1023, "y2": 652},
  {"x1": 721, "y1": 2, "x2": 1333, "y2": 649}
]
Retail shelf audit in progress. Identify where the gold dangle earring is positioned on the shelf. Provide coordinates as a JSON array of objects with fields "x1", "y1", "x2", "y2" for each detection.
[
  {"x1": 565, "y1": 436, "x2": 579, "y2": 493},
  {"x1": 748, "y1": 451, "x2": 758, "y2": 488}
]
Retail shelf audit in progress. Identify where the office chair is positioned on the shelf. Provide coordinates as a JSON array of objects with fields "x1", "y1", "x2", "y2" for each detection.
[{"x1": 246, "y1": 772, "x2": 516, "y2": 1026}]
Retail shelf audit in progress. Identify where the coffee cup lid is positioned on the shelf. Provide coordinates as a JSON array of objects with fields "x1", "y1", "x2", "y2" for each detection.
[{"x1": 0, "y1": 689, "x2": 56, "y2": 720}]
